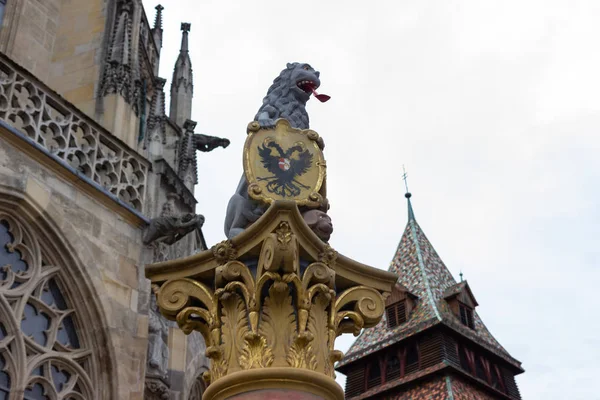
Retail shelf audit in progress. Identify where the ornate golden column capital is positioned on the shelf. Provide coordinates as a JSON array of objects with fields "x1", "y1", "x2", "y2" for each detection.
[{"x1": 146, "y1": 201, "x2": 398, "y2": 400}]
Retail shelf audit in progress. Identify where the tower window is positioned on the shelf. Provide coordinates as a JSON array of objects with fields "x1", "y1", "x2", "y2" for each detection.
[
  {"x1": 405, "y1": 342, "x2": 419, "y2": 374},
  {"x1": 366, "y1": 360, "x2": 381, "y2": 389},
  {"x1": 492, "y1": 365, "x2": 507, "y2": 393},
  {"x1": 385, "y1": 354, "x2": 401, "y2": 381},
  {"x1": 475, "y1": 355, "x2": 487, "y2": 381},
  {"x1": 459, "y1": 302, "x2": 474, "y2": 329},
  {"x1": 385, "y1": 300, "x2": 407, "y2": 328}
]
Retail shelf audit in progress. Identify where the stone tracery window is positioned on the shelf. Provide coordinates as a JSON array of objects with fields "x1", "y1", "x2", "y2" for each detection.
[{"x1": 0, "y1": 214, "x2": 96, "y2": 399}]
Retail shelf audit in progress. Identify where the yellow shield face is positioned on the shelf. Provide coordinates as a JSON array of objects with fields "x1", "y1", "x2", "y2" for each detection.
[{"x1": 244, "y1": 119, "x2": 326, "y2": 207}]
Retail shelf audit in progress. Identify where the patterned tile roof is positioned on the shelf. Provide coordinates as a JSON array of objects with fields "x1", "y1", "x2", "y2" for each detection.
[
  {"x1": 443, "y1": 281, "x2": 478, "y2": 306},
  {"x1": 337, "y1": 195, "x2": 521, "y2": 370},
  {"x1": 443, "y1": 281, "x2": 468, "y2": 299}
]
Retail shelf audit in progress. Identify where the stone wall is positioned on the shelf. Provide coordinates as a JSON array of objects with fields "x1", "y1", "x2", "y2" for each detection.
[
  {"x1": 0, "y1": 131, "x2": 149, "y2": 399},
  {"x1": 48, "y1": 0, "x2": 108, "y2": 117},
  {"x1": 0, "y1": 128, "x2": 211, "y2": 399},
  {"x1": 1, "y1": 0, "x2": 108, "y2": 118}
]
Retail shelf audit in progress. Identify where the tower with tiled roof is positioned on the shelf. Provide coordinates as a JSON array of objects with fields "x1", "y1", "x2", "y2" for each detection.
[{"x1": 336, "y1": 193, "x2": 524, "y2": 399}]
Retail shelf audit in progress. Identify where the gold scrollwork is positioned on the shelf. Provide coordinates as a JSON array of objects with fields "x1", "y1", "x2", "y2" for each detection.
[
  {"x1": 212, "y1": 240, "x2": 236, "y2": 264},
  {"x1": 157, "y1": 278, "x2": 215, "y2": 319},
  {"x1": 334, "y1": 286, "x2": 384, "y2": 336},
  {"x1": 247, "y1": 121, "x2": 261, "y2": 132},
  {"x1": 149, "y1": 207, "x2": 393, "y2": 391}
]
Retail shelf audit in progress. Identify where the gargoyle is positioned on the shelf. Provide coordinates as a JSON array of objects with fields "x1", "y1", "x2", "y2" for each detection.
[
  {"x1": 193, "y1": 133, "x2": 230, "y2": 152},
  {"x1": 143, "y1": 194, "x2": 205, "y2": 246}
]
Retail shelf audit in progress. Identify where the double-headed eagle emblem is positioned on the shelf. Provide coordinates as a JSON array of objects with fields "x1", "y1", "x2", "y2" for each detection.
[
  {"x1": 244, "y1": 119, "x2": 326, "y2": 208},
  {"x1": 257, "y1": 138, "x2": 313, "y2": 197}
]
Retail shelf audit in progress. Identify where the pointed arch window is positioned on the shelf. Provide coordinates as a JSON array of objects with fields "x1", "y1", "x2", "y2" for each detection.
[{"x1": 0, "y1": 213, "x2": 98, "y2": 398}]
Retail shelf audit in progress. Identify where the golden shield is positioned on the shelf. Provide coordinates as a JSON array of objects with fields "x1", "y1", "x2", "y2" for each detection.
[{"x1": 244, "y1": 119, "x2": 326, "y2": 208}]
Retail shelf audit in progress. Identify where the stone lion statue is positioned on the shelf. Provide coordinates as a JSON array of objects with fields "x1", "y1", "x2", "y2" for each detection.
[
  {"x1": 255, "y1": 62, "x2": 328, "y2": 130},
  {"x1": 224, "y1": 63, "x2": 329, "y2": 239}
]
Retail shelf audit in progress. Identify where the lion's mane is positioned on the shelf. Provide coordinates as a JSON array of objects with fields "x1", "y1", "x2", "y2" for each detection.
[{"x1": 254, "y1": 63, "x2": 310, "y2": 130}]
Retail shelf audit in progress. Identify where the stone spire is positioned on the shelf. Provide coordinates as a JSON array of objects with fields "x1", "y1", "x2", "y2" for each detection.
[
  {"x1": 169, "y1": 23, "x2": 193, "y2": 127},
  {"x1": 152, "y1": 5, "x2": 164, "y2": 52},
  {"x1": 147, "y1": 77, "x2": 167, "y2": 159}
]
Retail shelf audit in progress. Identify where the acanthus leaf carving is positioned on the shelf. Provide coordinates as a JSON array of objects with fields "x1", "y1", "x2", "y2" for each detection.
[
  {"x1": 287, "y1": 332, "x2": 317, "y2": 371},
  {"x1": 219, "y1": 293, "x2": 248, "y2": 374},
  {"x1": 306, "y1": 293, "x2": 333, "y2": 375},
  {"x1": 239, "y1": 332, "x2": 273, "y2": 370},
  {"x1": 259, "y1": 281, "x2": 295, "y2": 367}
]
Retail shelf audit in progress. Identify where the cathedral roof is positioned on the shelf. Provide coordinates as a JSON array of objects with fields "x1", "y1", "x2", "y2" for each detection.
[{"x1": 337, "y1": 193, "x2": 522, "y2": 370}]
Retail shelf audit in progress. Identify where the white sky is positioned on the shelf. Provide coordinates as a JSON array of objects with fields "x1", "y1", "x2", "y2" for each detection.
[{"x1": 143, "y1": 1, "x2": 600, "y2": 398}]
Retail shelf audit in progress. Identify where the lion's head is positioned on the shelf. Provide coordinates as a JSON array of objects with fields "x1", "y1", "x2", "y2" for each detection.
[
  {"x1": 266, "y1": 63, "x2": 322, "y2": 103},
  {"x1": 256, "y1": 63, "x2": 325, "y2": 130}
]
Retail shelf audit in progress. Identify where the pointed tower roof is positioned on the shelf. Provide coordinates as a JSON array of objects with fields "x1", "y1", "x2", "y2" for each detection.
[
  {"x1": 172, "y1": 23, "x2": 193, "y2": 91},
  {"x1": 337, "y1": 193, "x2": 522, "y2": 370},
  {"x1": 170, "y1": 23, "x2": 194, "y2": 127},
  {"x1": 152, "y1": 4, "x2": 164, "y2": 50}
]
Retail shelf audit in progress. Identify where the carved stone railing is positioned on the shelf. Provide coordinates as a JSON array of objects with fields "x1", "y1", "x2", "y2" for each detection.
[{"x1": 0, "y1": 53, "x2": 149, "y2": 212}]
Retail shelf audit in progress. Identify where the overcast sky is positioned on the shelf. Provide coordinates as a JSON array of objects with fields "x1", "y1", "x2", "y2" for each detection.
[{"x1": 143, "y1": 1, "x2": 599, "y2": 398}]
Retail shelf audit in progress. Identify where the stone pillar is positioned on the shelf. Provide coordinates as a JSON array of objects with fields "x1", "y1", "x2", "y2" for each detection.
[{"x1": 146, "y1": 201, "x2": 397, "y2": 400}]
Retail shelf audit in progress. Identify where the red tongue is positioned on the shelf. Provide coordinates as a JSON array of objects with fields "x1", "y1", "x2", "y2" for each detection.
[
  {"x1": 306, "y1": 83, "x2": 331, "y2": 103},
  {"x1": 312, "y1": 89, "x2": 331, "y2": 103}
]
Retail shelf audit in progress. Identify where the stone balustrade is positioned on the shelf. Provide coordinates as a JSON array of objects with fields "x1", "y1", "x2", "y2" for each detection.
[{"x1": 0, "y1": 53, "x2": 149, "y2": 212}]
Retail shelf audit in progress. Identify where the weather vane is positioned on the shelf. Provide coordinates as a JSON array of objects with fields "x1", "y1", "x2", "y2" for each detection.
[{"x1": 402, "y1": 165, "x2": 409, "y2": 193}]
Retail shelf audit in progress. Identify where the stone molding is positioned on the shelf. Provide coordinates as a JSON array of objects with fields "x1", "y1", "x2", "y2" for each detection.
[{"x1": 203, "y1": 368, "x2": 344, "y2": 400}]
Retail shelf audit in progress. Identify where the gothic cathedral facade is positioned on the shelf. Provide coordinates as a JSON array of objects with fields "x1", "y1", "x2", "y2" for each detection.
[{"x1": 0, "y1": 1, "x2": 215, "y2": 398}]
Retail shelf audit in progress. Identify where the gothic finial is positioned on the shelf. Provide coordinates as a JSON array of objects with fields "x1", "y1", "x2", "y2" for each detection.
[
  {"x1": 154, "y1": 5, "x2": 164, "y2": 30},
  {"x1": 460, "y1": 271, "x2": 464, "y2": 282},
  {"x1": 179, "y1": 23, "x2": 191, "y2": 52},
  {"x1": 183, "y1": 119, "x2": 197, "y2": 133},
  {"x1": 402, "y1": 165, "x2": 415, "y2": 221}
]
